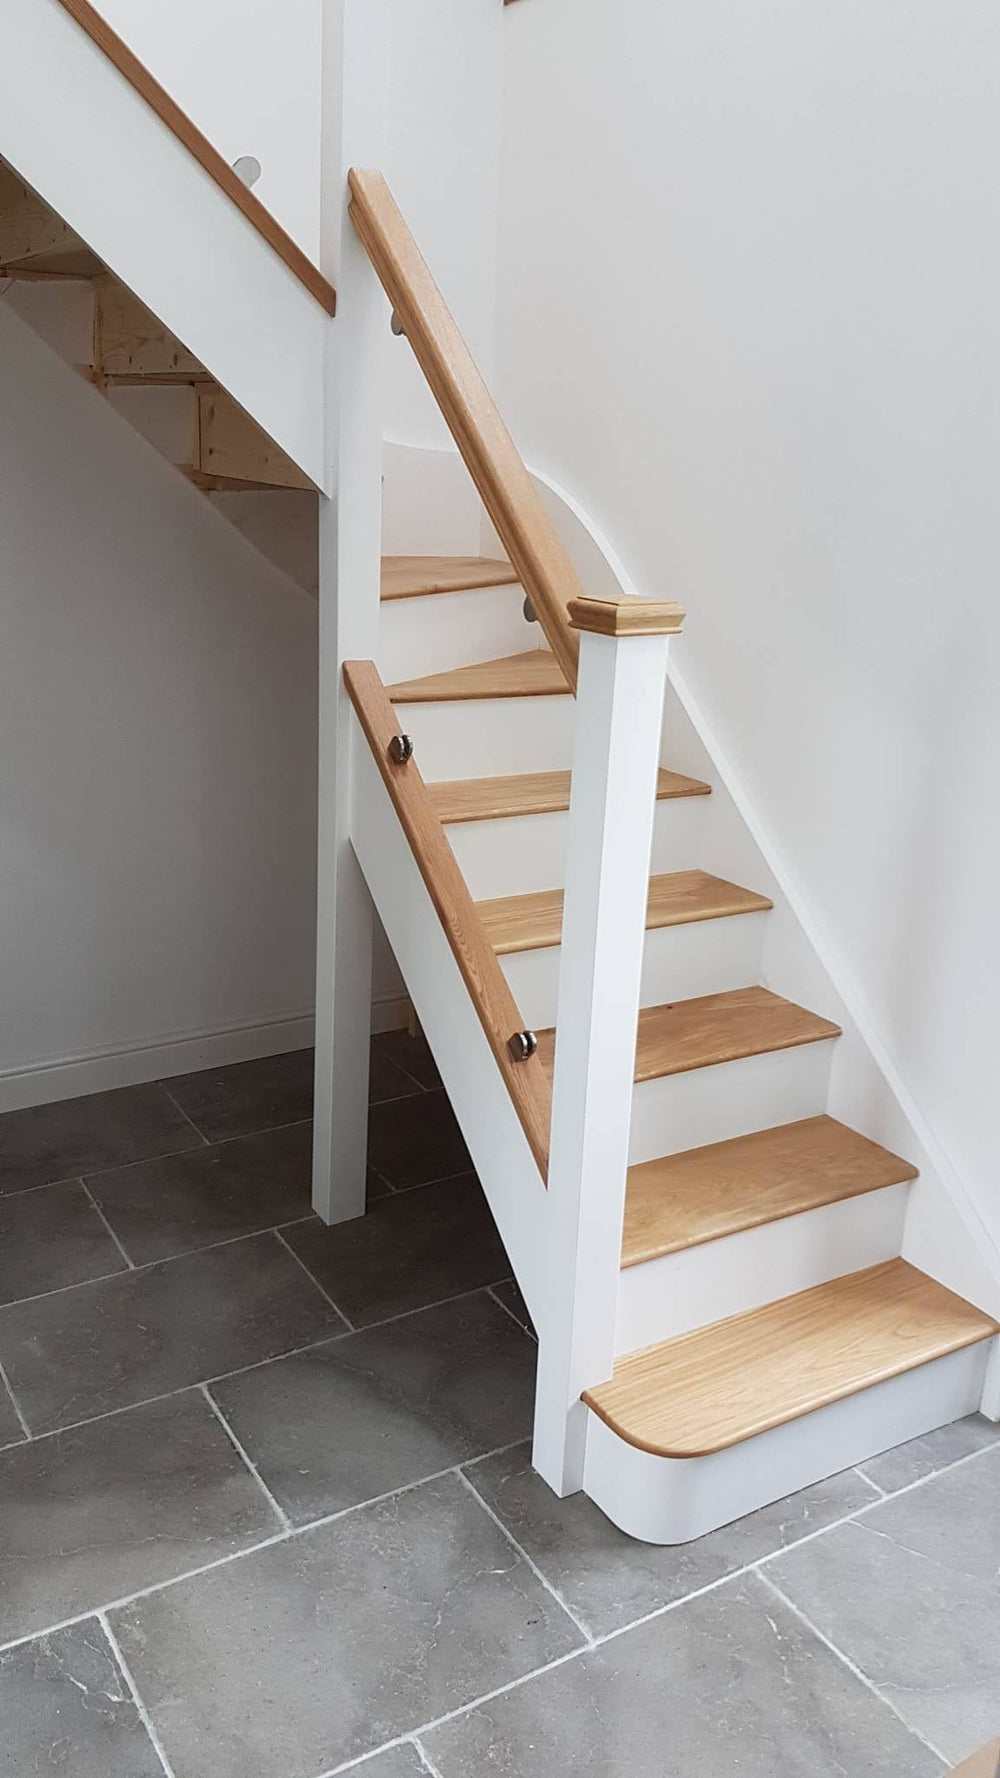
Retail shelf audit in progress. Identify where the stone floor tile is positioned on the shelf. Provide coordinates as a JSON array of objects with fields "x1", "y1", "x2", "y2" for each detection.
[
  {"x1": 0, "y1": 1083, "x2": 201, "y2": 1196},
  {"x1": 164, "y1": 1049, "x2": 315, "y2": 1142},
  {"x1": 0, "y1": 1181, "x2": 129, "y2": 1305},
  {"x1": 211, "y1": 1292, "x2": 535, "y2": 1523},
  {"x1": 858, "y1": 1414, "x2": 1000, "y2": 1493},
  {"x1": 372, "y1": 1029, "x2": 442, "y2": 1092},
  {"x1": 0, "y1": 1377, "x2": 25, "y2": 1450},
  {"x1": 0, "y1": 1390, "x2": 279, "y2": 1643},
  {"x1": 355, "y1": 1746, "x2": 429, "y2": 1777},
  {"x1": 367, "y1": 1088, "x2": 471, "y2": 1191},
  {"x1": 464, "y1": 1441, "x2": 878, "y2": 1638},
  {"x1": 848, "y1": 1443, "x2": 1000, "y2": 1580},
  {"x1": 281, "y1": 1174, "x2": 509, "y2": 1327},
  {"x1": 489, "y1": 1279, "x2": 536, "y2": 1340},
  {"x1": 423, "y1": 1573, "x2": 944, "y2": 1777},
  {"x1": 0, "y1": 1231, "x2": 345, "y2": 1433},
  {"x1": 768, "y1": 1478, "x2": 1000, "y2": 1766},
  {"x1": 0, "y1": 1621, "x2": 164, "y2": 1778},
  {"x1": 87, "y1": 1122, "x2": 314, "y2": 1265},
  {"x1": 110, "y1": 1473, "x2": 584, "y2": 1778},
  {"x1": 368, "y1": 1043, "x2": 427, "y2": 1106}
]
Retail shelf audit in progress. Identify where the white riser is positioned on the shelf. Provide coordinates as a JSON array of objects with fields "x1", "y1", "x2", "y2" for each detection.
[
  {"x1": 500, "y1": 911, "x2": 768, "y2": 1031},
  {"x1": 448, "y1": 796, "x2": 713, "y2": 900},
  {"x1": 616, "y1": 1182, "x2": 911, "y2": 1354},
  {"x1": 398, "y1": 692, "x2": 575, "y2": 780},
  {"x1": 627, "y1": 1039, "x2": 835, "y2": 1165},
  {"x1": 378, "y1": 585, "x2": 530, "y2": 684},
  {"x1": 582, "y1": 1341, "x2": 992, "y2": 1544}
]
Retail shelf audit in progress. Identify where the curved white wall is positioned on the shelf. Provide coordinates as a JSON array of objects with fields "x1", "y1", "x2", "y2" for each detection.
[{"x1": 495, "y1": 0, "x2": 1000, "y2": 1237}]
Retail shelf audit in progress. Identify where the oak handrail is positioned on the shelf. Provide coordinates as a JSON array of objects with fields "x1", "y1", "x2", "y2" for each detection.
[
  {"x1": 344, "y1": 659, "x2": 552, "y2": 1178},
  {"x1": 348, "y1": 168, "x2": 583, "y2": 689},
  {"x1": 52, "y1": 0, "x2": 337, "y2": 316}
]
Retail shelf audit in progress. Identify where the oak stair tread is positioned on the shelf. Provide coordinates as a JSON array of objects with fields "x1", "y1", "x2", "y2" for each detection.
[
  {"x1": 478, "y1": 870, "x2": 772, "y2": 957},
  {"x1": 622, "y1": 1115, "x2": 919, "y2": 1267},
  {"x1": 536, "y1": 986, "x2": 841, "y2": 1083},
  {"x1": 380, "y1": 556, "x2": 519, "y2": 600},
  {"x1": 388, "y1": 649, "x2": 569, "y2": 703},
  {"x1": 583, "y1": 1258, "x2": 998, "y2": 1458},
  {"x1": 430, "y1": 765, "x2": 711, "y2": 825}
]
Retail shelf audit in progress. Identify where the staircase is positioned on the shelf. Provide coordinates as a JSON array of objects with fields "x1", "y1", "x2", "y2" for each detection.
[
  {"x1": 340, "y1": 170, "x2": 999, "y2": 1543},
  {"x1": 2, "y1": 5, "x2": 996, "y2": 1547}
]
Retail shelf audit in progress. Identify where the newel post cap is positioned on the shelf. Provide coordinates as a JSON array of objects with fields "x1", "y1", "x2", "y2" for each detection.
[{"x1": 567, "y1": 595, "x2": 685, "y2": 637}]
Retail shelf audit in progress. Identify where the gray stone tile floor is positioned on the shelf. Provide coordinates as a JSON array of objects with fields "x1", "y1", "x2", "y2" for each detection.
[{"x1": 0, "y1": 1036, "x2": 996, "y2": 1777}]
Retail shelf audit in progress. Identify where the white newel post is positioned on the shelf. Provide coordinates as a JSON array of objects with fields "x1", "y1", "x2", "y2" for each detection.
[
  {"x1": 532, "y1": 595, "x2": 685, "y2": 1495},
  {"x1": 312, "y1": 0, "x2": 391, "y2": 1223}
]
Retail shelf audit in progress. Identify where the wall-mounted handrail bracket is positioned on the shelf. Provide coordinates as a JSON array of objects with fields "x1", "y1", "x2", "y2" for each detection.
[
  {"x1": 388, "y1": 733, "x2": 414, "y2": 765},
  {"x1": 509, "y1": 1030, "x2": 538, "y2": 1062}
]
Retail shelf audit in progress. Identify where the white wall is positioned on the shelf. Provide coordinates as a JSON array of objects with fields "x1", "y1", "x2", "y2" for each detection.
[
  {"x1": 496, "y1": 1, "x2": 1000, "y2": 1238},
  {"x1": 92, "y1": 0, "x2": 324, "y2": 260},
  {"x1": 0, "y1": 304, "x2": 322, "y2": 1105},
  {"x1": 381, "y1": 0, "x2": 504, "y2": 464}
]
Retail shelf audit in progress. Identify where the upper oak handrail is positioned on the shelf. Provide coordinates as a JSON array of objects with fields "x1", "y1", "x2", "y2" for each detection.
[
  {"x1": 52, "y1": 0, "x2": 337, "y2": 316},
  {"x1": 344, "y1": 659, "x2": 553, "y2": 1179},
  {"x1": 348, "y1": 168, "x2": 584, "y2": 689}
]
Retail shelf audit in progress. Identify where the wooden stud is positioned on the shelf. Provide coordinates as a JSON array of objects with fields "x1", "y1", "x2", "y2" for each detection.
[{"x1": 197, "y1": 388, "x2": 315, "y2": 490}]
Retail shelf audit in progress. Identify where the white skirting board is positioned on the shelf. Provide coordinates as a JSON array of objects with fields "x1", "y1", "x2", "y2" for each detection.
[
  {"x1": 582, "y1": 1340, "x2": 993, "y2": 1545},
  {"x1": 0, "y1": 992, "x2": 408, "y2": 1113}
]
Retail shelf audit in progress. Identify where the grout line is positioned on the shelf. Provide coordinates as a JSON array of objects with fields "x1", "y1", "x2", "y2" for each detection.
[
  {"x1": 385, "y1": 1166, "x2": 478, "y2": 1198},
  {"x1": 358, "y1": 1280, "x2": 515, "y2": 1336},
  {"x1": 412, "y1": 1736, "x2": 446, "y2": 1777},
  {"x1": 855, "y1": 1464, "x2": 889, "y2": 1498},
  {"x1": 156, "y1": 1080, "x2": 216, "y2": 1147},
  {"x1": 0, "y1": 1440, "x2": 528, "y2": 1660},
  {"x1": 314, "y1": 1646, "x2": 591, "y2": 1778},
  {"x1": 457, "y1": 1469, "x2": 595, "y2": 1647},
  {"x1": 0, "y1": 1224, "x2": 302, "y2": 1316},
  {"x1": 199, "y1": 1383, "x2": 293, "y2": 1532},
  {"x1": 487, "y1": 1282, "x2": 537, "y2": 1342},
  {"x1": 273, "y1": 1227, "x2": 355, "y2": 1331},
  {"x1": 0, "y1": 1354, "x2": 32, "y2": 1441},
  {"x1": 754, "y1": 1570, "x2": 951, "y2": 1769},
  {"x1": 80, "y1": 1177, "x2": 136, "y2": 1270},
  {"x1": 98, "y1": 1610, "x2": 179, "y2": 1778}
]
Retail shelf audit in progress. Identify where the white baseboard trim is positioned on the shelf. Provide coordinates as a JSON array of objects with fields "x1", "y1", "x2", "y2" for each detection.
[{"x1": 0, "y1": 992, "x2": 408, "y2": 1112}]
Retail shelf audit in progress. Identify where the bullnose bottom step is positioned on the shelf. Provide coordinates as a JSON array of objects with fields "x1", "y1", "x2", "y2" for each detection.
[{"x1": 583, "y1": 1258, "x2": 998, "y2": 1458}]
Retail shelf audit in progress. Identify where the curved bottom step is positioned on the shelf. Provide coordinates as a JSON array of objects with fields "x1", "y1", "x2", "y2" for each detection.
[{"x1": 583, "y1": 1340, "x2": 994, "y2": 1545}]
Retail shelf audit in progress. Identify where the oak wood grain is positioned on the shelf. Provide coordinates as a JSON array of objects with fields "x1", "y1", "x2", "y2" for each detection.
[
  {"x1": 388, "y1": 649, "x2": 569, "y2": 703},
  {"x1": 568, "y1": 595, "x2": 686, "y2": 637},
  {"x1": 53, "y1": 0, "x2": 336, "y2": 314},
  {"x1": 536, "y1": 986, "x2": 841, "y2": 1083},
  {"x1": 380, "y1": 556, "x2": 519, "y2": 600},
  {"x1": 478, "y1": 870, "x2": 772, "y2": 957},
  {"x1": 429, "y1": 766, "x2": 711, "y2": 825},
  {"x1": 348, "y1": 169, "x2": 584, "y2": 686},
  {"x1": 343, "y1": 660, "x2": 551, "y2": 1178},
  {"x1": 583, "y1": 1259, "x2": 998, "y2": 1457},
  {"x1": 622, "y1": 1115, "x2": 918, "y2": 1266}
]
